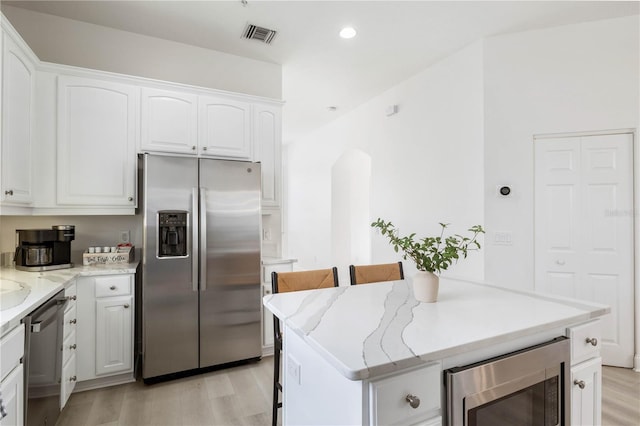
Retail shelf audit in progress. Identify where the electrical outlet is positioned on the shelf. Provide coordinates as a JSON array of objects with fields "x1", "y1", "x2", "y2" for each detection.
[
  {"x1": 119, "y1": 230, "x2": 130, "y2": 243},
  {"x1": 287, "y1": 355, "x2": 301, "y2": 385}
]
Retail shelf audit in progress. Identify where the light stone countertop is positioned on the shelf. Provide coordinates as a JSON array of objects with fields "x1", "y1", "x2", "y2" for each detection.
[
  {"x1": 263, "y1": 277, "x2": 609, "y2": 381},
  {"x1": 0, "y1": 262, "x2": 138, "y2": 334}
]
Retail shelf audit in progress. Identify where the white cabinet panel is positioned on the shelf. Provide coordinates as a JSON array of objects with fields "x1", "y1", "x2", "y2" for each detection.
[
  {"x1": 1, "y1": 33, "x2": 34, "y2": 204},
  {"x1": 0, "y1": 364, "x2": 23, "y2": 426},
  {"x1": 198, "y1": 96, "x2": 251, "y2": 159},
  {"x1": 60, "y1": 353, "x2": 77, "y2": 409},
  {"x1": 95, "y1": 296, "x2": 133, "y2": 376},
  {"x1": 141, "y1": 88, "x2": 198, "y2": 154},
  {"x1": 254, "y1": 104, "x2": 281, "y2": 207},
  {"x1": 57, "y1": 76, "x2": 137, "y2": 206},
  {"x1": 571, "y1": 357, "x2": 602, "y2": 426}
]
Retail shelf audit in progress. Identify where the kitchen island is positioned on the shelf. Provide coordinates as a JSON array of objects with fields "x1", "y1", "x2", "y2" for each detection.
[{"x1": 263, "y1": 277, "x2": 609, "y2": 425}]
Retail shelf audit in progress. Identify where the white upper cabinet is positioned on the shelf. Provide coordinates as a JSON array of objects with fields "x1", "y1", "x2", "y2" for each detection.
[
  {"x1": 57, "y1": 76, "x2": 138, "y2": 206},
  {"x1": 1, "y1": 32, "x2": 35, "y2": 205},
  {"x1": 140, "y1": 87, "x2": 198, "y2": 154},
  {"x1": 198, "y1": 95, "x2": 252, "y2": 159},
  {"x1": 254, "y1": 103, "x2": 282, "y2": 207}
]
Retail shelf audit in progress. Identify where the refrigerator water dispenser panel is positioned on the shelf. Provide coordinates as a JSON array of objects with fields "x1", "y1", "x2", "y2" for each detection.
[{"x1": 158, "y1": 211, "x2": 188, "y2": 257}]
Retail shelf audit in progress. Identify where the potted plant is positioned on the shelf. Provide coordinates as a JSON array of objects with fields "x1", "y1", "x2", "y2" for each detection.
[{"x1": 371, "y1": 218, "x2": 485, "y2": 302}]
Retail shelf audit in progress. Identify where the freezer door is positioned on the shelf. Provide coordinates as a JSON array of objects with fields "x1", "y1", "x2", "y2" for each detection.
[
  {"x1": 141, "y1": 154, "x2": 199, "y2": 379},
  {"x1": 199, "y1": 158, "x2": 262, "y2": 367}
]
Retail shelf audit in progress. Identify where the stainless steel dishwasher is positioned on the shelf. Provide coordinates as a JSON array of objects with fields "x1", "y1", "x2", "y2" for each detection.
[{"x1": 23, "y1": 289, "x2": 67, "y2": 426}]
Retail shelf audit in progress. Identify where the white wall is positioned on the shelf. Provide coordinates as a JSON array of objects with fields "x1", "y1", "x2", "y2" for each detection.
[
  {"x1": 285, "y1": 42, "x2": 485, "y2": 284},
  {"x1": 483, "y1": 15, "x2": 640, "y2": 291},
  {"x1": 1, "y1": 5, "x2": 281, "y2": 99}
]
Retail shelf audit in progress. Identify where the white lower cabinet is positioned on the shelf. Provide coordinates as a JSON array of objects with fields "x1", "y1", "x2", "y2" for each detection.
[
  {"x1": 567, "y1": 319, "x2": 602, "y2": 426},
  {"x1": 77, "y1": 274, "x2": 135, "y2": 383},
  {"x1": 571, "y1": 357, "x2": 602, "y2": 426},
  {"x1": 0, "y1": 364, "x2": 23, "y2": 426},
  {"x1": 95, "y1": 296, "x2": 133, "y2": 375},
  {"x1": 0, "y1": 323, "x2": 24, "y2": 426},
  {"x1": 60, "y1": 279, "x2": 77, "y2": 409}
]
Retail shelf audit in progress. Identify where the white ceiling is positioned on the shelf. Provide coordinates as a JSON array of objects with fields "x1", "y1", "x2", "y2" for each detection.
[{"x1": 4, "y1": 1, "x2": 639, "y2": 141}]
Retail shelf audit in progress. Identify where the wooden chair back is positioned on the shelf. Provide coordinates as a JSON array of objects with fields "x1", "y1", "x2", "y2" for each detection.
[{"x1": 349, "y1": 261, "x2": 404, "y2": 285}]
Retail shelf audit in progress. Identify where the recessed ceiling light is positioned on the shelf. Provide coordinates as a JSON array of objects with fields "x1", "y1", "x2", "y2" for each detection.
[{"x1": 339, "y1": 27, "x2": 357, "y2": 39}]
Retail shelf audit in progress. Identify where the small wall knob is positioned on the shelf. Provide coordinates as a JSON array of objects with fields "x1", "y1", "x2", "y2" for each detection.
[
  {"x1": 191, "y1": 146, "x2": 196, "y2": 150},
  {"x1": 110, "y1": 286, "x2": 116, "y2": 290},
  {"x1": 585, "y1": 337, "x2": 598, "y2": 346},
  {"x1": 574, "y1": 379, "x2": 586, "y2": 389},
  {"x1": 128, "y1": 196, "x2": 134, "y2": 202},
  {"x1": 4, "y1": 190, "x2": 13, "y2": 196},
  {"x1": 124, "y1": 304, "x2": 130, "y2": 309},
  {"x1": 405, "y1": 394, "x2": 420, "y2": 409}
]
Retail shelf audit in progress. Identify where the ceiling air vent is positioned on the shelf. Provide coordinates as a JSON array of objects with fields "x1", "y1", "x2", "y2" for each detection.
[{"x1": 242, "y1": 24, "x2": 277, "y2": 44}]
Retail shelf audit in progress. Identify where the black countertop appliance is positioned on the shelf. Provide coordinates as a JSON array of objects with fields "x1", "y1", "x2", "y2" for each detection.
[{"x1": 14, "y1": 225, "x2": 75, "y2": 271}]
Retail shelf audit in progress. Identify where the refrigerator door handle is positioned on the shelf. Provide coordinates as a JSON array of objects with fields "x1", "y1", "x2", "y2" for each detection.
[
  {"x1": 192, "y1": 188, "x2": 199, "y2": 292},
  {"x1": 200, "y1": 188, "x2": 207, "y2": 291}
]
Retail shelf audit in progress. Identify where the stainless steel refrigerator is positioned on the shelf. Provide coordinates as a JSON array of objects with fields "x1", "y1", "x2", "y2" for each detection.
[{"x1": 139, "y1": 153, "x2": 262, "y2": 380}]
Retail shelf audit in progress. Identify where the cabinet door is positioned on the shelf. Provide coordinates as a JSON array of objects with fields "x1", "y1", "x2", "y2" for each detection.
[
  {"x1": 95, "y1": 296, "x2": 133, "y2": 376},
  {"x1": 198, "y1": 96, "x2": 251, "y2": 159},
  {"x1": 0, "y1": 364, "x2": 24, "y2": 426},
  {"x1": 254, "y1": 104, "x2": 282, "y2": 207},
  {"x1": 140, "y1": 88, "x2": 198, "y2": 154},
  {"x1": 57, "y1": 76, "x2": 137, "y2": 206},
  {"x1": 571, "y1": 357, "x2": 602, "y2": 426},
  {"x1": 1, "y1": 34, "x2": 34, "y2": 204}
]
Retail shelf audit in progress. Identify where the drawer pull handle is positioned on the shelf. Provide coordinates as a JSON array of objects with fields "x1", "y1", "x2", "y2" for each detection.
[
  {"x1": 70, "y1": 375, "x2": 77, "y2": 382},
  {"x1": 405, "y1": 394, "x2": 420, "y2": 409},
  {"x1": 573, "y1": 379, "x2": 586, "y2": 389},
  {"x1": 69, "y1": 319, "x2": 77, "y2": 324},
  {"x1": 70, "y1": 344, "x2": 77, "y2": 350},
  {"x1": 110, "y1": 286, "x2": 116, "y2": 290},
  {"x1": 124, "y1": 304, "x2": 130, "y2": 309},
  {"x1": 585, "y1": 337, "x2": 598, "y2": 346}
]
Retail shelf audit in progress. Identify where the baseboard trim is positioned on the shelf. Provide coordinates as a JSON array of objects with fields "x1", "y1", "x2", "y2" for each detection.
[{"x1": 73, "y1": 372, "x2": 135, "y2": 393}]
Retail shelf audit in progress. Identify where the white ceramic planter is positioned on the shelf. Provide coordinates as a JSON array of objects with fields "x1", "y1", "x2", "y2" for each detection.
[{"x1": 412, "y1": 271, "x2": 439, "y2": 303}]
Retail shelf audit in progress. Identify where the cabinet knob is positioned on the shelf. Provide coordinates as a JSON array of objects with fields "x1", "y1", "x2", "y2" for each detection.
[
  {"x1": 192, "y1": 146, "x2": 196, "y2": 150},
  {"x1": 573, "y1": 379, "x2": 586, "y2": 389},
  {"x1": 70, "y1": 295, "x2": 77, "y2": 301},
  {"x1": 585, "y1": 337, "x2": 598, "y2": 346},
  {"x1": 405, "y1": 394, "x2": 420, "y2": 409},
  {"x1": 70, "y1": 344, "x2": 77, "y2": 350},
  {"x1": 128, "y1": 196, "x2": 134, "y2": 202},
  {"x1": 124, "y1": 304, "x2": 130, "y2": 309},
  {"x1": 70, "y1": 375, "x2": 77, "y2": 382},
  {"x1": 202, "y1": 146, "x2": 208, "y2": 151},
  {"x1": 4, "y1": 189, "x2": 13, "y2": 196},
  {"x1": 110, "y1": 286, "x2": 116, "y2": 290},
  {"x1": 69, "y1": 318, "x2": 77, "y2": 325}
]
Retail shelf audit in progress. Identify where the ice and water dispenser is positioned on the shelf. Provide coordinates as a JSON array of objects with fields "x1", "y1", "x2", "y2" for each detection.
[{"x1": 158, "y1": 211, "x2": 188, "y2": 257}]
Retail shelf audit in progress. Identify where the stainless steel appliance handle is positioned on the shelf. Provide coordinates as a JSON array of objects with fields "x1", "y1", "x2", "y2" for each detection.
[
  {"x1": 200, "y1": 188, "x2": 207, "y2": 291},
  {"x1": 30, "y1": 296, "x2": 67, "y2": 332},
  {"x1": 192, "y1": 187, "x2": 199, "y2": 292}
]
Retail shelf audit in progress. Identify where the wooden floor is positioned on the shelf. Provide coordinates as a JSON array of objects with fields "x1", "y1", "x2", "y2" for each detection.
[{"x1": 57, "y1": 360, "x2": 639, "y2": 426}]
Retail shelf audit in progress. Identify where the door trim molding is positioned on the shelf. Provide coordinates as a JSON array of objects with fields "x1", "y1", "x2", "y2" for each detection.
[{"x1": 533, "y1": 128, "x2": 636, "y2": 140}]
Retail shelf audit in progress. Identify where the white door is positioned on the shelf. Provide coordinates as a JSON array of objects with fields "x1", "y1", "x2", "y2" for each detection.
[{"x1": 535, "y1": 133, "x2": 634, "y2": 367}]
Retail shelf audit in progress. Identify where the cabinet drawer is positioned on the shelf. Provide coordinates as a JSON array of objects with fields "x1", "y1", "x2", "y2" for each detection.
[
  {"x1": 568, "y1": 320, "x2": 601, "y2": 365},
  {"x1": 63, "y1": 303, "x2": 77, "y2": 340},
  {"x1": 62, "y1": 330, "x2": 77, "y2": 366},
  {"x1": 369, "y1": 362, "x2": 441, "y2": 426},
  {"x1": 0, "y1": 324, "x2": 24, "y2": 380},
  {"x1": 60, "y1": 352, "x2": 77, "y2": 409},
  {"x1": 95, "y1": 275, "x2": 132, "y2": 297}
]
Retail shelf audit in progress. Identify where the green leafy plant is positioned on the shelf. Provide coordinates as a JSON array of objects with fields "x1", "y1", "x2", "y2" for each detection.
[{"x1": 371, "y1": 218, "x2": 485, "y2": 274}]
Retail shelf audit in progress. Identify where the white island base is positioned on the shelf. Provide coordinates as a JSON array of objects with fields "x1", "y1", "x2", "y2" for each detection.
[{"x1": 265, "y1": 278, "x2": 607, "y2": 426}]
